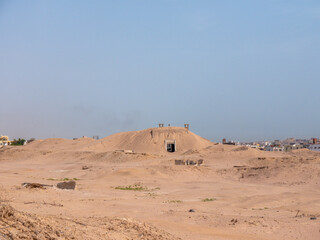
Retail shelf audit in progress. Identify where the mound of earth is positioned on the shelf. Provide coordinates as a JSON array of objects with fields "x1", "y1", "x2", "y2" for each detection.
[
  {"x1": 19, "y1": 127, "x2": 213, "y2": 155},
  {"x1": 94, "y1": 127, "x2": 213, "y2": 153},
  {"x1": 0, "y1": 204, "x2": 181, "y2": 240}
]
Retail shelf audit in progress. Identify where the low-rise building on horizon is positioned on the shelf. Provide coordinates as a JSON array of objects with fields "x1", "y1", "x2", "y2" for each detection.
[
  {"x1": 309, "y1": 144, "x2": 320, "y2": 152},
  {"x1": 0, "y1": 135, "x2": 10, "y2": 147}
]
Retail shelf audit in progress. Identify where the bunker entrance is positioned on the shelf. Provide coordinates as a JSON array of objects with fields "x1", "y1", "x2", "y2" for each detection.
[
  {"x1": 167, "y1": 143, "x2": 175, "y2": 152},
  {"x1": 165, "y1": 140, "x2": 176, "y2": 153}
]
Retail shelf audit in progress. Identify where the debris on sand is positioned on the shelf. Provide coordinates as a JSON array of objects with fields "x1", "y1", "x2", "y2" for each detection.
[
  {"x1": 174, "y1": 159, "x2": 204, "y2": 166},
  {"x1": 21, "y1": 183, "x2": 53, "y2": 189},
  {"x1": 56, "y1": 180, "x2": 76, "y2": 190},
  {"x1": 230, "y1": 218, "x2": 238, "y2": 225},
  {"x1": 233, "y1": 165, "x2": 248, "y2": 169},
  {"x1": 175, "y1": 160, "x2": 185, "y2": 165}
]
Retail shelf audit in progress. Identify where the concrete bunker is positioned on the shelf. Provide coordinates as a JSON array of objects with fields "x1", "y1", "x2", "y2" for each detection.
[{"x1": 165, "y1": 139, "x2": 176, "y2": 153}]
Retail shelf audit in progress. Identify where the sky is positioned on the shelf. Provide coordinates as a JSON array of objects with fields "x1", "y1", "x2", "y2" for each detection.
[{"x1": 0, "y1": 0, "x2": 320, "y2": 142}]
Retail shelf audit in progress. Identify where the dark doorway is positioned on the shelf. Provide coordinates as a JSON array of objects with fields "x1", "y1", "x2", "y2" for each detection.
[{"x1": 167, "y1": 143, "x2": 175, "y2": 152}]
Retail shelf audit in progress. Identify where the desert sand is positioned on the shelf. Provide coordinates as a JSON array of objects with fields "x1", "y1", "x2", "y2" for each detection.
[{"x1": 0, "y1": 127, "x2": 320, "y2": 239}]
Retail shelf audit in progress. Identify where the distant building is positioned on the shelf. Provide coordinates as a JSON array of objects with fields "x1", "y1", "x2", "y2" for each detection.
[
  {"x1": 222, "y1": 138, "x2": 235, "y2": 145},
  {"x1": 274, "y1": 140, "x2": 281, "y2": 145},
  {"x1": 283, "y1": 144, "x2": 304, "y2": 152},
  {"x1": 265, "y1": 146, "x2": 284, "y2": 151},
  {"x1": 309, "y1": 144, "x2": 320, "y2": 152},
  {"x1": 0, "y1": 136, "x2": 10, "y2": 147}
]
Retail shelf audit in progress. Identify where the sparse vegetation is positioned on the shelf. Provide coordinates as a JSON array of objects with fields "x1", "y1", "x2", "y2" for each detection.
[
  {"x1": 114, "y1": 184, "x2": 160, "y2": 192},
  {"x1": 145, "y1": 192, "x2": 158, "y2": 198},
  {"x1": 202, "y1": 198, "x2": 216, "y2": 202},
  {"x1": 115, "y1": 184, "x2": 147, "y2": 191},
  {"x1": 10, "y1": 138, "x2": 26, "y2": 146}
]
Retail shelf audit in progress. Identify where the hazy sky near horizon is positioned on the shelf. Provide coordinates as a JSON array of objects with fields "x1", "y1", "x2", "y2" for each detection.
[{"x1": 1, "y1": 0, "x2": 320, "y2": 142}]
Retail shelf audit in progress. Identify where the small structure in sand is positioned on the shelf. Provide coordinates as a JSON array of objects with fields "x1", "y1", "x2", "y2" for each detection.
[{"x1": 174, "y1": 159, "x2": 204, "y2": 166}]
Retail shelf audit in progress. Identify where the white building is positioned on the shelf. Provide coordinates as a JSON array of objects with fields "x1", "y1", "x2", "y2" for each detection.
[
  {"x1": 309, "y1": 144, "x2": 320, "y2": 152},
  {"x1": 0, "y1": 135, "x2": 10, "y2": 147},
  {"x1": 265, "y1": 146, "x2": 284, "y2": 151}
]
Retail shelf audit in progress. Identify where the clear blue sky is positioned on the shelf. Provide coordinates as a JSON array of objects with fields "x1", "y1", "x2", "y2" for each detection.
[{"x1": 0, "y1": 0, "x2": 319, "y2": 142}]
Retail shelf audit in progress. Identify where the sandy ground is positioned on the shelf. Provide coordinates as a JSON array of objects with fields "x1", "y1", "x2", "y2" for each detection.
[{"x1": 0, "y1": 127, "x2": 320, "y2": 239}]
